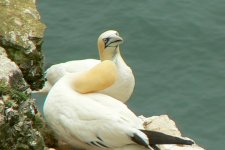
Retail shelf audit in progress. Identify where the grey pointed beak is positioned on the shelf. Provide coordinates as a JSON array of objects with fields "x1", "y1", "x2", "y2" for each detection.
[
  {"x1": 105, "y1": 34, "x2": 123, "y2": 48},
  {"x1": 111, "y1": 35, "x2": 123, "y2": 43}
]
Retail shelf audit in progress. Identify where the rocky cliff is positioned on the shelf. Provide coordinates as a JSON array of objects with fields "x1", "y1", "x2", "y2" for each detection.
[
  {"x1": 0, "y1": 47, "x2": 45, "y2": 149},
  {"x1": 0, "y1": 0, "x2": 46, "y2": 90},
  {"x1": 0, "y1": 0, "x2": 55, "y2": 149}
]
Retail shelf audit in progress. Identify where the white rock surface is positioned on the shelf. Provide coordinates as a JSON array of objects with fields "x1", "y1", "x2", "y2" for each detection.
[
  {"x1": 140, "y1": 115, "x2": 205, "y2": 150},
  {"x1": 0, "y1": 47, "x2": 26, "y2": 86}
]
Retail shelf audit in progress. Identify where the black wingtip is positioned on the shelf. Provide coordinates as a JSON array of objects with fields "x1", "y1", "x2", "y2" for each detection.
[
  {"x1": 140, "y1": 130, "x2": 194, "y2": 145},
  {"x1": 131, "y1": 132, "x2": 151, "y2": 149}
]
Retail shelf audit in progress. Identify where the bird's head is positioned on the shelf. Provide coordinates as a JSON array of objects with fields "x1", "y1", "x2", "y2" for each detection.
[{"x1": 98, "y1": 30, "x2": 123, "y2": 61}]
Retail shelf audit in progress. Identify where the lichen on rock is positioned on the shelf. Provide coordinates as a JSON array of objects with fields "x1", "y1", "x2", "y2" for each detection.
[
  {"x1": 0, "y1": 0, "x2": 58, "y2": 149},
  {"x1": 0, "y1": 0, "x2": 46, "y2": 90},
  {"x1": 0, "y1": 47, "x2": 45, "y2": 149},
  {"x1": 0, "y1": 82, "x2": 45, "y2": 150},
  {"x1": 0, "y1": 47, "x2": 28, "y2": 91}
]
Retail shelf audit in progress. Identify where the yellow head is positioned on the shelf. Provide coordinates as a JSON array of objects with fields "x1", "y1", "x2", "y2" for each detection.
[{"x1": 97, "y1": 30, "x2": 123, "y2": 61}]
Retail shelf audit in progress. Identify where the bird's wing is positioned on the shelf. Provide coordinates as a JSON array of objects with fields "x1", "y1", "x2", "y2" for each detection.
[
  {"x1": 47, "y1": 89, "x2": 139, "y2": 148},
  {"x1": 46, "y1": 59, "x2": 100, "y2": 86},
  {"x1": 33, "y1": 59, "x2": 100, "y2": 94},
  {"x1": 88, "y1": 93, "x2": 142, "y2": 127},
  {"x1": 63, "y1": 59, "x2": 100, "y2": 73}
]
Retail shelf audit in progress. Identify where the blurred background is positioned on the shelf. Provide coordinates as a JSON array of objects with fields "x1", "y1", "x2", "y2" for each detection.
[{"x1": 37, "y1": 0, "x2": 225, "y2": 149}]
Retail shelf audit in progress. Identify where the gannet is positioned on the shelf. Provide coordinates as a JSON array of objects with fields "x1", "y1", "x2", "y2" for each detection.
[
  {"x1": 44, "y1": 60, "x2": 194, "y2": 150},
  {"x1": 35, "y1": 30, "x2": 134, "y2": 103}
]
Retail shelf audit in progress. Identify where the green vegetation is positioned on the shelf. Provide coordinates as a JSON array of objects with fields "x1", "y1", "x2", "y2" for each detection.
[
  {"x1": 0, "y1": 81, "x2": 45, "y2": 150},
  {"x1": 0, "y1": 0, "x2": 46, "y2": 90}
]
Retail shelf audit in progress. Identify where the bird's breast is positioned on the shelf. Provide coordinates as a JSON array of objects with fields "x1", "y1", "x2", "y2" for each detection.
[{"x1": 100, "y1": 62, "x2": 135, "y2": 103}]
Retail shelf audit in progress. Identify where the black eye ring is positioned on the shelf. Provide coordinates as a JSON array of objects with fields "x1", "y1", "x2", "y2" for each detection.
[{"x1": 103, "y1": 38, "x2": 109, "y2": 43}]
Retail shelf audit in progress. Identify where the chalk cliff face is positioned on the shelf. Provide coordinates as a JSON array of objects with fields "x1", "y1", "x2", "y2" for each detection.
[
  {"x1": 0, "y1": 0, "x2": 205, "y2": 150},
  {"x1": 0, "y1": 0, "x2": 46, "y2": 90}
]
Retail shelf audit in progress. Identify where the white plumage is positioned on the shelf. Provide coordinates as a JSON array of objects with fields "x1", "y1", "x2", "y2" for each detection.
[
  {"x1": 43, "y1": 30, "x2": 193, "y2": 150},
  {"x1": 35, "y1": 30, "x2": 134, "y2": 103},
  {"x1": 44, "y1": 66, "x2": 193, "y2": 150},
  {"x1": 41, "y1": 59, "x2": 99, "y2": 92},
  {"x1": 43, "y1": 72, "x2": 149, "y2": 150}
]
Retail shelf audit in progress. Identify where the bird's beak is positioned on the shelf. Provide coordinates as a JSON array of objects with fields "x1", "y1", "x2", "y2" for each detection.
[
  {"x1": 111, "y1": 34, "x2": 123, "y2": 43},
  {"x1": 105, "y1": 34, "x2": 123, "y2": 48}
]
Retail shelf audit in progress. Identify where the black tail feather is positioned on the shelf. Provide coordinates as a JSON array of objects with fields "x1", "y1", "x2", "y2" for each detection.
[{"x1": 140, "y1": 130, "x2": 194, "y2": 145}]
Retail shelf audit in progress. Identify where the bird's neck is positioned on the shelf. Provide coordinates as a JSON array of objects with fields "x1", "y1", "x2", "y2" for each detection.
[{"x1": 100, "y1": 46, "x2": 126, "y2": 65}]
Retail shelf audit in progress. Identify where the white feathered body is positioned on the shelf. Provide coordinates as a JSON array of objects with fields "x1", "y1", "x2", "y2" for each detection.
[
  {"x1": 100, "y1": 55, "x2": 135, "y2": 102},
  {"x1": 44, "y1": 74, "x2": 143, "y2": 150},
  {"x1": 41, "y1": 56, "x2": 134, "y2": 103}
]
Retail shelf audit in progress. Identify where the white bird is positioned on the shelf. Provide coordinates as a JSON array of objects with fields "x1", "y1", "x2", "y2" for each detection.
[
  {"x1": 35, "y1": 30, "x2": 134, "y2": 103},
  {"x1": 43, "y1": 60, "x2": 194, "y2": 150}
]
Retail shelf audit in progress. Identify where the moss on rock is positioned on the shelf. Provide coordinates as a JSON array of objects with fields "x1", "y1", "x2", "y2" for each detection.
[
  {"x1": 0, "y1": 0, "x2": 46, "y2": 90},
  {"x1": 0, "y1": 0, "x2": 60, "y2": 149},
  {"x1": 0, "y1": 81, "x2": 45, "y2": 150},
  {"x1": 0, "y1": 47, "x2": 57, "y2": 149}
]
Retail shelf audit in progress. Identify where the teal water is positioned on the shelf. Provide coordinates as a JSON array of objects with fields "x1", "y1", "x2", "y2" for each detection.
[{"x1": 37, "y1": 1, "x2": 225, "y2": 149}]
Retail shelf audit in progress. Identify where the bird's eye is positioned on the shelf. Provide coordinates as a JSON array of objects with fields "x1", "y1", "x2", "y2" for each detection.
[
  {"x1": 103, "y1": 38, "x2": 109, "y2": 43},
  {"x1": 115, "y1": 32, "x2": 119, "y2": 36}
]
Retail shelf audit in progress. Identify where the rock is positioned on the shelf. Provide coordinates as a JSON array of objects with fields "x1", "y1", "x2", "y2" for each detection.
[
  {"x1": 0, "y1": 47, "x2": 28, "y2": 91},
  {"x1": 0, "y1": 1, "x2": 58, "y2": 149},
  {"x1": 110, "y1": 115, "x2": 205, "y2": 150},
  {"x1": 0, "y1": 47, "x2": 45, "y2": 149},
  {"x1": 0, "y1": 0, "x2": 46, "y2": 90},
  {"x1": 141, "y1": 115, "x2": 205, "y2": 150}
]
